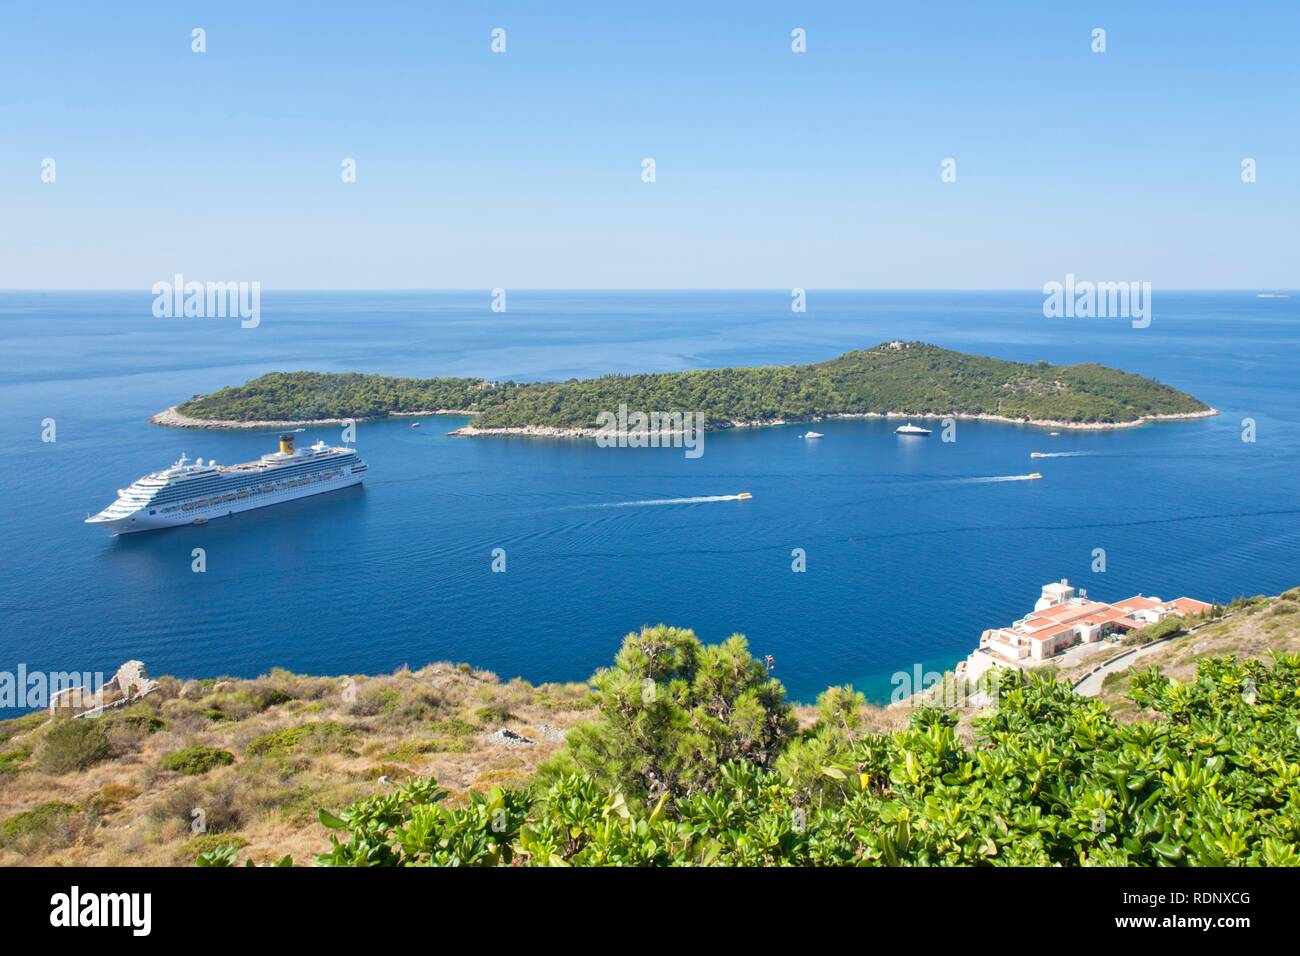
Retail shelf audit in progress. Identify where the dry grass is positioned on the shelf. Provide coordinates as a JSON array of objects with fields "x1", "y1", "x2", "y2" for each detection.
[
  {"x1": 1086, "y1": 591, "x2": 1300, "y2": 721},
  {"x1": 5, "y1": 591, "x2": 1296, "y2": 866},
  {"x1": 0, "y1": 663, "x2": 592, "y2": 867}
]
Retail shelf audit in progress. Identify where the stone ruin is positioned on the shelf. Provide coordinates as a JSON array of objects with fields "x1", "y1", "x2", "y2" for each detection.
[{"x1": 50, "y1": 660, "x2": 159, "y2": 718}]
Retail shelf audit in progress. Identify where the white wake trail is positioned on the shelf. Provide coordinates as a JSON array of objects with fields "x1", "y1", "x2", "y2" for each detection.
[{"x1": 593, "y1": 494, "x2": 746, "y2": 508}]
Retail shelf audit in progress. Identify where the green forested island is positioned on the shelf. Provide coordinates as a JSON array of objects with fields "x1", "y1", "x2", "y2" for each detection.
[{"x1": 166, "y1": 342, "x2": 1211, "y2": 431}]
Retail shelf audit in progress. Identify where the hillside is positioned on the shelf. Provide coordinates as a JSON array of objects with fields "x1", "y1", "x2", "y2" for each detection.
[
  {"x1": 0, "y1": 665, "x2": 592, "y2": 866},
  {"x1": 2, "y1": 591, "x2": 1295, "y2": 867},
  {"x1": 165, "y1": 343, "x2": 1212, "y2": 431}
]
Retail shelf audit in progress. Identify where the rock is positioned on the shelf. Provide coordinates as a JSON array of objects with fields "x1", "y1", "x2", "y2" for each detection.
[
  {"x1": 487, "y1": 729, "x2": 534, "y2": 746},
  {"x1": 535, "y1": 723, "x2": 567, "y2": 742}
]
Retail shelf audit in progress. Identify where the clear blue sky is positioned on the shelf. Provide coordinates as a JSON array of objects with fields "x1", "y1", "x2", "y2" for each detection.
[{"x1": 2, "y1": 1, "x2": 1296, "y2": 289}]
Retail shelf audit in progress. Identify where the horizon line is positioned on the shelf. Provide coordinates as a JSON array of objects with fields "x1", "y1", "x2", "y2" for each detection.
[{"x1": 1, "y1": 287, "x2": 1295, "y2": 294}]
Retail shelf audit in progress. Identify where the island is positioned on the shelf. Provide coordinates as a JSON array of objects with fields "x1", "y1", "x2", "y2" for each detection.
[{"x1": 153, "y1": 342, "x2": 1216, "y2": 434}]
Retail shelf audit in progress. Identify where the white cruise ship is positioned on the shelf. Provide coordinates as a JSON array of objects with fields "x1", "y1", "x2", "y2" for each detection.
[{"x1": 86, "y1": 434, "x2": 367, "y2": 534}]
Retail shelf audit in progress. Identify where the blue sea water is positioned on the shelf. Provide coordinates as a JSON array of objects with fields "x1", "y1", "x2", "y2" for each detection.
[{"x1": 1, "y1": 290, "x2": 1297, "y2": 711}]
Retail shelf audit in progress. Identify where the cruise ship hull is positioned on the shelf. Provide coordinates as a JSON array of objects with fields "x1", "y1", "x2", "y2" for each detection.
[
  {"x1": 88, "y1": 472, "x2": 363, "y2": 534},
  {"x1": 86, "y1": 435, "x2": 368, "y2": 535}
]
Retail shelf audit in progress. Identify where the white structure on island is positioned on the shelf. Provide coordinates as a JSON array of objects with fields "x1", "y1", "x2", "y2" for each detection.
[{"x1": 960, "y1": 579, "x2": 1213, "y2": 683}]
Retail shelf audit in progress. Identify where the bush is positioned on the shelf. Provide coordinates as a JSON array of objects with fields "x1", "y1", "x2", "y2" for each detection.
[
  {"x1": 0, "y1": 711, "x2": 47, "y2": 745},
  {"x1": 113, "y1": 705, "x2": 166, "y2": 735},
  {"x1": 1126, "y1": 614, "x2": 1185, "y2": 646},
  {"x1": 39, "y1": 719, "x2": 110, "y2": 774},
  {"x1": 561, "y1": 625, "x2": 795, "y2": 806},
  {"x1": 159, "y1": 746, "x2": 235, "y2": 776},
  {"x1": 246, "y1": 721, "x2": 356, "y2": 758},
  {"x1": 0, "y1": 747, "x2": 31, "y2": 776},
  {"x1": 0, "y1": 801, "x2": 93, "y2": 854},
  {"x1": 306, "y1": 649, "x2": 1300, "y2": 867},
  {"x1": 254, "y1": 688, "x2": 293, "y2": 711},
  {"x1": 178, "y1": 832, "x2": 248, "y2": 862},
  {"x1": 348, "y1": 686, "x2": 401, "y2": 717},
  {"x1": 88, "y1": 783, "x2": 139, "y2": 814},
  {"x1": 149, "y1": 777, "x2": 241, "y2": 833},
  {"x1": 474, "y1": 704, "x2": 514, "y2": 725}
]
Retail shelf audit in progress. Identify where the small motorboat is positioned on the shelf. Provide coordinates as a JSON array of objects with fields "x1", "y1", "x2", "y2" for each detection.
[
  {"x1": 1030, "y1": 452, "x2": 1045, "y2": 458},
  {"x1": 801, "y1": 431, "x2": 824, "y2": 439},
  {"x1": 1027, "y1": 473, "x2": 1042, "y2": 480},
  {"x1": 410, "y1": 422, "x2": 422, "y2": 428},
  {"x1": 895, "y1": 423, "x2": 932, "y2": 436},
  {"x1": 1048, "y1": 431, "x2": 1061, "y2": 437},
  {"x1": 737, "y1": 492, "x2": 753, "y2": 500}
]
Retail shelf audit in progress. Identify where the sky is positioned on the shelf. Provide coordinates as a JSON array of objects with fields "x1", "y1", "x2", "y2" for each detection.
[{"x1": 1, "y1": 1, "x2": 1296, "y2": 289}]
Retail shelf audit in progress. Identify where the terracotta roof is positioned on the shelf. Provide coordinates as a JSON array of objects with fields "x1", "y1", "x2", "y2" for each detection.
[
  {"x1": 1115, "y1": 596, "x2": 1161, "y2": 611},
  {"x1": 1027, "y1": 623, "x2": 1075, "y2": 641},
  {"x1": 985, "y1": 587, "x2": 1212, "y2": 652}
]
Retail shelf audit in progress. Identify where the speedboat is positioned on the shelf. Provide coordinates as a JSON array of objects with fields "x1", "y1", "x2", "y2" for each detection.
[
  {"x1": 737, "y1": 492, "x2": 753, "y2": 500},
  {"x1": 1027, "y1": 473, "x2": 1042, "y2": 480},
  {"x1": 1030, "y1": 452, "x2": 1045, "y2": 458},
  {"x1": 802, "y1": 431, "x2": 824, "y2": 439},
  {"x1": 895, "y1": 423, "x2": 932, "y2": 436},
  {"x1": 411, "y1": 422, "x2": 422, "y2": 428}
]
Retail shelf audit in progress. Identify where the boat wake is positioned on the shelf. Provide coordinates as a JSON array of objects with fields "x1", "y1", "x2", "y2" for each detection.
[
  {"x1": 591, "y1": 494, "x2": 749, "y2": 508},
  {"x1": 955, "y1": 474, "x2": 1042, "y2": 484},
  {"x1": 1030, "y1": 451, "x2": 1090, "y2": 458}
]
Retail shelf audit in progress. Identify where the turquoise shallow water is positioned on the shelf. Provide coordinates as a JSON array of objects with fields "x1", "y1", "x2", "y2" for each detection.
[{"x1": 1, "y1": 290, "x2": 1297, "y2": 709}]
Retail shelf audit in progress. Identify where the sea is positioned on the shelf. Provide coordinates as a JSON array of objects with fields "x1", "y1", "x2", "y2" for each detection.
[{"x1": 1, "y1": 290, "x2": 1297, "y2": 713}]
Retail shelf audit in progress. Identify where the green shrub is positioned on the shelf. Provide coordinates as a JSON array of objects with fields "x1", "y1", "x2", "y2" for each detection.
[
  {"x1": 474, "y1": 704, "x2": 514, "y2": 724},
  {"x1": 426, "y1": 718, "x2": 478, "y2": 737},
  {"x1": 0, "y1": 711, "x2": 47, "y2": 745},
  {"x1": 113, "y1": 705, "x2": 165, "y2": 735},
  {"x1": 1126, "y1": 614, "x2": 1185, "y2": 646},
  {"x1": 254, "y1": 688, "x2": 293, "y2": 711},
  {"x1": 562, "y1": 625, "x2": 795, "y2": 806},
  {"x1": 39, "y1": 719, "x2": 110, "y2": 774},
  {"x1": 246, "y1": 721, "x2": 356, "y2": 758},
  {"x1": 308, "y1": 649, "x2": 1300, "y2": 868},
  {"x1": 0, "y1": 747, "x2": 31, "y2": 776},
  {"x1": 359, "y1": 687, "x2": 401, "y2": 715},
  {"x1": 159, "y1": 745, "x2": 235, "y2": 775},
  {"x1": 381, "y1": 737, "x2": 473, "y2": 762},
  {"x1": 0, "y1": 801, "x2": 91, "y2": 854},
  {"x1": 179, "y1": 832, "x2": 248, "y2": 862}
]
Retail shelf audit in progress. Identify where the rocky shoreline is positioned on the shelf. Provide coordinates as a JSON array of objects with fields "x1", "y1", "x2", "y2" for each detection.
[
  {"x1": 447, "y1": 407, "x2": 1219, "y2": 438},
  {"x1": 152, "y1": 405, "x2": 1218, "y2": 435},
  {"x1": 148, "y1": 406, "x2": 478, "y2": 430}
]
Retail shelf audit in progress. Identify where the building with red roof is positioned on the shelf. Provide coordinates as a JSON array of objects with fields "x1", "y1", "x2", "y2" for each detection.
[{"x1": 961, "y1": 579, "x2": 1214, "y2": 682}]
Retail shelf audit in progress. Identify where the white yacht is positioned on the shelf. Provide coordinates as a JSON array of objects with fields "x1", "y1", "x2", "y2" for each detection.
[
  {"x1": 86, "y1": 434, "x2": 367, "y2": 534},
  {"x1": 801, "y1": 431, "x2": 824, "y2": 439}
]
